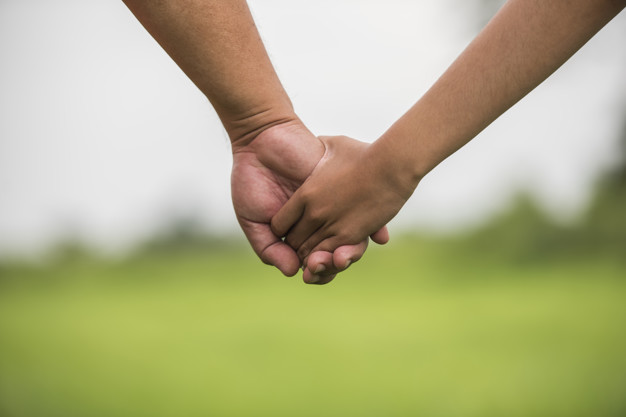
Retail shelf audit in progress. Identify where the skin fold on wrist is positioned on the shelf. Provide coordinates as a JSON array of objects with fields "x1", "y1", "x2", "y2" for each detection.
[{"x1": 227, "y1": 107, "x2": 300, "y2": 152}]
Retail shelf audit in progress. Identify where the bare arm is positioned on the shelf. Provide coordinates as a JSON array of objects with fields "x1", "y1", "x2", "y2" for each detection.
[
  {"x1": 272, "y1": 0, "x2": 625, "y2": 258},
  {"x1": 122, "y1": 0, "x2": 388, "y2": 282},
  {"x1": 122, "y1": 0, "x2": 295, "y2": 146},
  {"x1": 380, "y1": 0, "x2": 626, "y2": 184}
]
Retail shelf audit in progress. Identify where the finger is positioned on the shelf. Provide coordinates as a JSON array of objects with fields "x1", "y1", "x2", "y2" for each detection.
[
  {"x1": 302, "y1": 237, "x2": 369, "y2": 284},
  {"x1": 302, "y1": 250, "x2": 334, "y2": 284},
  {"x1": 238, "y1": 218, "x2": 301, "y2": 276},
  {"x1": 303, "y1": 264, "x2": 337, "y2": 285},
  {"x1": 262, "y1": 241, "x2": 302, "y2": 277},
  {"x1": 370, "y1": 226, "x2": 390, "y2": 245},
  {"x1": 304, "y1": 250, "x2": 333, "y2": 275},
  {"x1": 332, "y1": 240, "x2": 367, "y2": 270},
  {"x1": 301, "y1": 226, "x2": 387, "y2": 265},
  {"x1": 306, "y1": 240, "x2": 367, "y2": 272},
  {"x1": 297, "y1": 234, "x2": 344, "y2": 261},
  {"x1": 284, "y1": 211, "x2": 324, "y2": 252},
  {"x1": 270, "y1": 189, "x2": 306, "y2": 238}
]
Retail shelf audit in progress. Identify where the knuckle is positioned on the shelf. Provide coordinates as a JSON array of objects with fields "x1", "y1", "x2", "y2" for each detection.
[
  {"x1": 335, "y1": 232, "x2": 356, "y2": 247},
  {"x1": 307, "y1": 212, "x2": 321, "y2": 223},
  {"x1": 258, "y1": 250, "x2": 273, "y2": 266},
  {"x1": 297, "y1": 244, "x2": 311, "y2": 260},
  {"x1": 307, "y1": 207, "x2": 326, "y2": 223},
  {"x1": 300, "y1": 187, "x2": 316, "y2": 202}
]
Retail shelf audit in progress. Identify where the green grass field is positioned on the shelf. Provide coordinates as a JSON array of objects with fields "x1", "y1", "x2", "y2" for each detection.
[{"x1": 1, "y1": 235, "x2": 625, "y2": 417}]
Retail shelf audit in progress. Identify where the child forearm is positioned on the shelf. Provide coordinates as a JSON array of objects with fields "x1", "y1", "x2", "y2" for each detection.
[{"x1": 376, "y1": 0, "x2": 625, "y2": 189}]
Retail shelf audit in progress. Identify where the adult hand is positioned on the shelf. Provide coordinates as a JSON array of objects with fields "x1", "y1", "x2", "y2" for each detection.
[{"x1": 231, "y1": 122, "x2": 389, "y2": 284}]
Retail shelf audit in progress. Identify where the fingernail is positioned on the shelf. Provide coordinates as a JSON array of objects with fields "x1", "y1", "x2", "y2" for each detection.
[
  {"x1": 308, "y1": 275, "x2": 320, "y2": 284},
  {"x1": 345, "y1": 260, "x2": 351, "y2": 268},
  {"x1": 314, "y1": 264, "x2": 326, "y2": 274}
]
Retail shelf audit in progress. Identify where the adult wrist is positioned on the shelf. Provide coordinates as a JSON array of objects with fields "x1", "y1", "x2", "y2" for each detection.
[{"x1": 223, "y1": 100, "x2": 298, "y2": 152}]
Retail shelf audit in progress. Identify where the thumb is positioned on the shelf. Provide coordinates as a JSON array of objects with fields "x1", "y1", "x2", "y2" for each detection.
[{"x1": 270, "y1": 188, "x2": 306, "y2": 238}]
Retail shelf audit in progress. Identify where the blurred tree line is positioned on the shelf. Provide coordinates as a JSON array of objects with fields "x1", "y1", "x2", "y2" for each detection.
[{"x1": 455, "y1": 108, "x2": 626, "y2": 265}]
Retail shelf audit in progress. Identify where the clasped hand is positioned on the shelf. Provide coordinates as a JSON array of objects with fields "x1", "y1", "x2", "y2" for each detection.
[
  {"x1": 270, "y1": 135, "x2": 414, "y2": 276},
  {"x1": 231, "y1": 123, "x2": 390, "y2": 285}
]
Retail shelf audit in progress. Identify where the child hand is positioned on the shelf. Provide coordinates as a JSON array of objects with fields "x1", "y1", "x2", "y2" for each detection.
[{"x1": 271, "y1": 135, "x2": 415, "y2": 261}]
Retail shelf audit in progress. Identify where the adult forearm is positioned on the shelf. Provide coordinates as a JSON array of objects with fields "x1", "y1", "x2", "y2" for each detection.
[
  {"x1": 122, "y1": 0, "x2": 296, "y2": 147},
  {"x1": 377, "y1": 0, "x2": 625, "y2": 189}
]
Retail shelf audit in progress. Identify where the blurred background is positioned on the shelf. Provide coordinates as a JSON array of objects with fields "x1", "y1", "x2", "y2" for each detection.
[{"x1": 1, "y1": 1, "x2": 625, "y2": 416}]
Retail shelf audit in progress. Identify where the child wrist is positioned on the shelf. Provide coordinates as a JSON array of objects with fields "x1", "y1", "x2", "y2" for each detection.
[{"x1": 366, "y1": 141, "x2": 420, "y2": 203}]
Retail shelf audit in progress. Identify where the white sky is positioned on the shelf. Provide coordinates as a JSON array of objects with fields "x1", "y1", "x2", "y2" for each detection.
[{"x1": 0, "y1": 0, "x2": 625, "y2": 257}]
